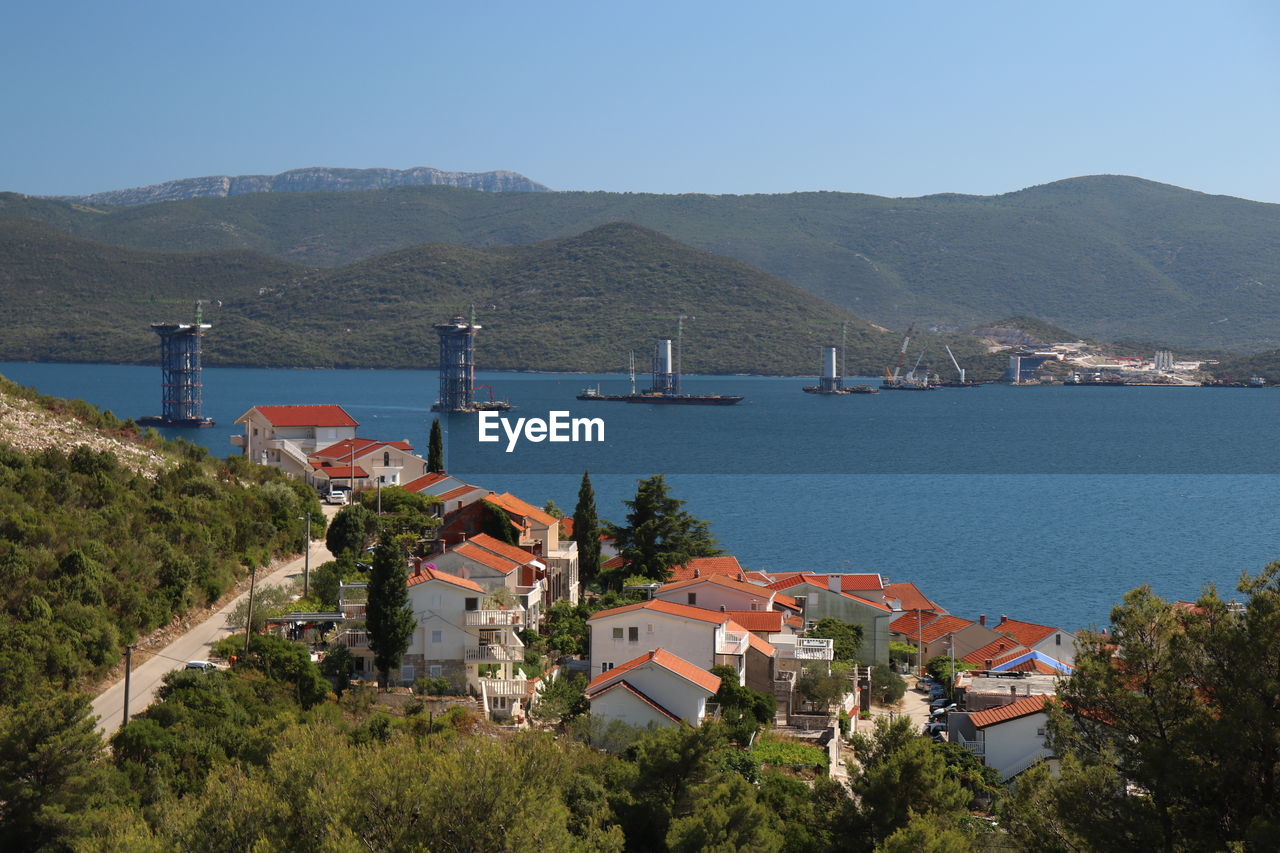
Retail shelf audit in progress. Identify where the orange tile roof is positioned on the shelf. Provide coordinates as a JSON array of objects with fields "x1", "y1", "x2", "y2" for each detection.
[
  {"x1": 911, "y1": 615, "x2": 974, "y2": 643},
  {"x1": 840, "y1": 592, "x2": 892, "y2": 612},
  {"x1": 724, "y1": 610, "x2": 784, "y2": 632},
  {"x1": 451, "y1": 541, "x2": 519, "y2": 575},
  {"x1": 969, "y1": 696, "x2": 1051, "y2": 729},
  {"x1": 765, "y1": 572, "x2": 817, "y2": 591},
  {"x1": 466, "y1": 533, "x2": 539, "y2": 566},
  {"x1": 407, "y1": 565, "x2": 483, "y2": 593},
  {"x1": 839, "y1": 574, "x2": 885, "y2": 591},
  {"x1": 882, "y1": 582, "x2": 945, "y2": 613},
  {"x1": 602, "y1": 555, "x2": 626, "y2": 570},
  {"x1": 785, "y1": 614, "x2": 804, "y2": 629},
  {"x1": 250, "y1": 405, "x2": 358, "y2": 427},
  {"x1": 486, "y1": 492, "x2": 559, "y2": 528},
  {"x1": 586, "y1": 648, "x2": 722, "y2": 695},
  {"x1": 439, "y1": 485, "x2": 480, "y2": 501},
  {"x1": 315, "y1": 465, "x2": 368, "y2": 479},
  {"x1": 587, "y1": 680, "x2": 683, "y2": 723},
  {"x1": 658, "y1": 574, "x2": 774, "y2": 599},
  {"x1": 995, "y1": 617, "x2": 1063, "y2": 647},
  {"x1": 666, "y1": 556, "x2": 745, "y2": 582},
  {"x1": 888, "y1": 610, "x2": 943, "y2": 636},
  {"x1": 961, "y1": 638, "x2": 1027, "y2": 666},
  {"x1": 400, "y1": 472, "x2": 450, "y2": 493},
  {"x1": 588, "y1": 598, "x2": 733, "y2": 625},
  {"x1": 560, "y1": 517, "x2": 574, "y2": 539},
  {"x1": 743, "y1": 571, "x2": 773, "y2": 584}
]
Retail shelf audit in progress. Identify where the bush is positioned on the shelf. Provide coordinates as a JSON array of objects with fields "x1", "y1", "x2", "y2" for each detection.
[{"x1": 869, "y1": 664, "x2": 906, "y2": 706}]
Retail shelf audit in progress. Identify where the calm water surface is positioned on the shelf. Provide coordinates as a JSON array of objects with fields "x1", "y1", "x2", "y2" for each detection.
[{"x1": 3, "y1": 361, "x2": 1277, "y2": 631}]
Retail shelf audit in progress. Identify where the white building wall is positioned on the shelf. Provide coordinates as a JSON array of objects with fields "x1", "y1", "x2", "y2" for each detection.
[
  {"x1": 983, "y1": 713, "x2": 1052, "y2": 781},
  {"x1": 590, "y1": 688, "x2": 679, "y2": 729},
  {"x1": 405, "y1": 580, "x2": 478, "y2": 663},
  {"x1": 654, "y1": 583, "x2": 771, "y2": 613},
  {"x1": 1031, "y1": 632, "x2": 1076, "y2": 665},
  {"x1": 590, "y1": 612, "x2": 716, "y2": 678}
]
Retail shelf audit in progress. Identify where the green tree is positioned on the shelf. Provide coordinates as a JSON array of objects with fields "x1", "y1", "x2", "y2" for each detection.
[
  {"x1": 365, "y1": 541, "x2": 416, "y2": 689},
  {"x1": 607, "y1": 474, "x2": 719, "y2": 584},
  {"x1": 925, "y1": 656, "x2": 976, "y2": 699},
  {"x1": 869, "y1": 664, "x2": 906, "y2": 706},
  {"x1": 804, "y1": 618, "x2": 863, "y2": 662},
  {"x1": 325, "y1": 503, "x2": 376, "y2": 557},
  {"x1": 667, "y1": 773, "x2": 784, "y2": 853},
  {"x1": 710, "y1": 664, "x2": 775, "y2": 743},
  {"x1": 574, "y1": 470, "x2": 603, "y2": 585},
  {"x1": 795, "y1": 661, "x2": 851, "y2": 710},
  {"x1": 427, "y1": 417, "x2": 444, "y2": 473},
  {"x1": 530, "y1": 673, "x2": 589, "y2": 730}
]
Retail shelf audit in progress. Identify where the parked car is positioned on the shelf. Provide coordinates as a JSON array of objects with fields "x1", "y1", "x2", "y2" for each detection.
[
  {"x1": 324, "y1": 487, "x2": 349, "y2": 505},
  {"x1": 185, "y1": 660, "x2": 217, "y2": 673},
  {"x1": 923, "y1": 720, "x2": 947, "y2": 737},
  {"x1": 915, "y1": 677, "x2": 939, "y2": 693},
  {"x1": 930, "y1": 697, "x2": 957, "y2": 711}
]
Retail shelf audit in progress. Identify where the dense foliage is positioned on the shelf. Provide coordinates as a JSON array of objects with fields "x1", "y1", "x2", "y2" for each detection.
[
  {"x1": 0, "y1": 397, "x2": 319, "y2": 703},
  {"x1": 804, "y1": 617, "x2": 864, "y2": 662},
  {"x1": 606, "y1": 475, "x2": 720, "y2": 585},
  {"x1": 574, "y1": 470, "x2": 603, "y2": 585},
  {"x1": 6, "y1": 174, "x2": 1280, "y2": 350}
]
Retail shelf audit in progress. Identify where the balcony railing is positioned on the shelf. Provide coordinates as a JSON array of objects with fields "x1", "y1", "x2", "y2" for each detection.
[
  {"x1": 463, "y1": 609, "x2": 527, "y2": 627},
  {"x1": 481, "y1": 678, "x2": 530, "y2": 697},
  {"x1": 956, "y1": 736, "x2": 985, "y2": 757},
  {"x1": 717, "y1": 631, "x2": 748, "y2": 654},
  {"x1": 775, "y1": 638, "x2": 835, "y2": 660},
  {"x1": 465, "y1": 644, "x2": 525, "y2": 663},
  {"x1": 335, "y1": 630, "x2": 368, "y2": 649}
]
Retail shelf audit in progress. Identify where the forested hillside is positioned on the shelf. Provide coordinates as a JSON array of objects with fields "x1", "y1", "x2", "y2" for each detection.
[{"x1": 5, "y1": 174, "x2": 1278, "y2": 350}]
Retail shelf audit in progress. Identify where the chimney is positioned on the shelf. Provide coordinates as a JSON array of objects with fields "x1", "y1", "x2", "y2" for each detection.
[
  {"x1": 828, "y1": 574, "x2": 841, "y2": 592},
  {"x1": 738, "y1": 572, "x2": 745, "y2": 582},
  {"x1": 979, "y1": 614, "x2": 986, "y2": 626},
  {"x1": 719, "y1": 605, "x2": 726, "y2": 612},
  {"x1": 694, "y1": 568, "x2": 700, "y2": 578},
  {"x1": 984, "y1": 659, "x2": 993, "y2": 670},
  {"x1": 999, "y1": 614, "x2": 1008, "y2": 625}
]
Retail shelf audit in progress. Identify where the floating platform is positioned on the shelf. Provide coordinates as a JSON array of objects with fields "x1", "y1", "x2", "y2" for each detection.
[
  {"x1": 138, "y1": 415, "x2": 216, "y2": 428},
  {"x1": 430, "y1": 400, "x2": 514, "y2": 413},
  {"x1": 576, "y1": 387, "x2": 743, "y2": 405},
  {"x1": 801, "y1": 385, "x2": 878, "y2": 395}
]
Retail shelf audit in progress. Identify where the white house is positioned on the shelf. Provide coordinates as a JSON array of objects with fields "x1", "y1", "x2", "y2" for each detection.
[
  {"x1": 429, "y1": 533, "x2": 548, "y2": 626},
  {"x1": 231, "y1": 405, "x2": 358, "y2": 478},
  {"x1": 989, "y1": 616, "x2": 1077, "y2": 666},
  {"x1": 585, "y1": 648, "x2": 721, "y2": 728},
  {"x1": 588, "y1": 599, "x2": 754, "y2": 686},
  {"x1": 947, "y1": 695, "x2": 1054, "y2": 780},
  {"x1": 653, "y1": 574, "x2": 782, "y2": 614},
  {"x1": 309, "y1": 437, "x2": 430, "y2": 491}
]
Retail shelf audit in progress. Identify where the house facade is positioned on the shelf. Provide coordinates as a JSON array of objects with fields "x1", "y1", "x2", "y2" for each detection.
[
  {"x1": 587, "y1": 600, "x2": 754, "y2": 685},
  {"x1": 232, "y1": 405, "x2": 358, "y2": 479},
  {"x1": 585, "y1": 649, "x2": 721, "y2": 728},
  {"x1": 947, "y1": 695, "x2": 1054, "y2": 780}
]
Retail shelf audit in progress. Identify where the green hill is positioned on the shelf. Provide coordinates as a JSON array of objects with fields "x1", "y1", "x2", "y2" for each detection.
[
  {"x1": 4, "y1": 174, "x2": 1279, "y2": 350},
  {"x1": 0, "y1": 215, "x2": 1005, "y2": 376}
]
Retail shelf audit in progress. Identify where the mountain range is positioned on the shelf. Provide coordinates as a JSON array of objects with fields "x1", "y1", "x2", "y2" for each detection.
[{"x1": 4, "y1": 174, "x2": 1278, "y2": 352}]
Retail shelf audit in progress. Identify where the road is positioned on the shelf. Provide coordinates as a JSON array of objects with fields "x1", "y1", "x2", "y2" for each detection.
[{"x1": 91, "y1": 507, "x2": 337, "y2": 737}]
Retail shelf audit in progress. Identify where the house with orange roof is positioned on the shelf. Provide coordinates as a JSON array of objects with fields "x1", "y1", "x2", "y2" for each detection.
[
  {"x1": 764, "y1": 574, "x2": 895, "y2": 665},
  {"x1": 439, "y1": 491, "x2": 580, "y2": 605},
  {"x1": 333, "y1": 562, "x2": 533, "y2": 719},
  {"x1": 946, "y1": 695, "x2": 1054, "y2": 781},
  {"x1": 585, "y1": 649, "x2": 722, "y2": 728},
  {"x1": 881, "y1": 581, "x2": 947, "y2": 614},
  {"x1": 231, "y1": 404, "x2": 359, "y2": 479},
  {"x1": 888, "y1": 612, "x2": 1001, "y2": 663},
  {"x1": 309, "y1": 436, "x2": 430, "y2": 492},
  {"x1": 430, "y1": 534, "x2": 548, "y2": 624},
  {"x1": 665, "y1": 555, "x2": 746, "y2": 582},
  {"x1": 653, "y1": 574, "x2": 780, "y2": 614},
  {"x1": 990, "y1": 615, "x2": 1077, "y2": 665},
  {"x1": 588, "y1": 599, "x2": 774, "y2": 694}
]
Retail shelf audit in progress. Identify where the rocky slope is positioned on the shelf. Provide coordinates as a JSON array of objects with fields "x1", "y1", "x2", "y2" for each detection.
[{"x1": 52, "y1": 166, "x2": 549, "y2": 206}]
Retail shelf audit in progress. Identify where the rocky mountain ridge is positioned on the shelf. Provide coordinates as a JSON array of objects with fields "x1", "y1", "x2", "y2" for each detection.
[{"x1": 50, "y1": 166, "x2": 549, "y2": 206}]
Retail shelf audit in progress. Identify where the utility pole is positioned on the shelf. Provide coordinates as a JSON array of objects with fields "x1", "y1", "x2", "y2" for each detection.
[
  {"x1": 244, "y1": 565, "x2": 258, "y2": 654},
  {"x1": 916, "y1": 608, "x2": 924, "y2": 678},
  {"x1": 298, "y1": 513, "x2": 312, "y2": 599},
  {"x1": 121, "y1": 644, "x2": 134, "y2": 728}
]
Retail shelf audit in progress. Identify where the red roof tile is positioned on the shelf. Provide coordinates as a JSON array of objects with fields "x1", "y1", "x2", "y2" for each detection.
[
  {"x1": 745, "y1": 632, "x2": 776, "y2": 657},
  {"x1": 658, "y1": 574, "x2": 773, "y2": 599},
  {"x1": 840, "y1": 591, "x2": 892, "y2": 612},
  {"x1": 439, "y1": 485, "x2": 480, "y2": 501},
  {"x1": 402, "y1": 472, "x2": 450, "y2": 493},
  {"x1": 315, "y1": 465, "x2": 367, "y2": 479},
  {"x1": 602, "y1": 555, "x2": 626, "y2": 570},
  {"x1": 888, "y1": 610, "x2": 942, "y2": 636},
  {"x1": 586, "y1": 648, "x2": 722, "y2": 695},
  {"x1": 765, "y1": 573, "x2": 818, "y2": 591},
  {"x1": 250, "y1": 405, "x2": 358, "y2": 428},
  {"x1": 560, "y1": 517, "x2": 575, "y2": 539},
  {"x1": 743, "y1": 571, "x2": 773, "y2": 584},
  {"x1": 882, "y1": 582, "x2": 945, "y2": 613},
  {"x1": 666, "y1": 556, "x2": 745, "y2": 582},
  {"x1": 996, "y1": 617, "x2": 1063, "y2": 647},
  {"x1": 467, "y1": 533, "x2": 539, "y2": 566},
  {"x1": 961, "y1": 638, "x2": 1027, "y2": 667},
  {"x1": 969, "y1": 696, "x2": 1051, "y2": 729},
  {"x1": 588, "y1": 599, "x2": 733, "y2": 626},
  {"x1": 451, "y1": 542, "x2": 519, "y2": 575},
  {"x1": 839, "y1": 574, "x2": 885, "y2": 591},
  {"x1": 407, "y1": 565, "x2": 484, "y2": 593},
  {"x1": 487, "y1": 493, "x2": 559, "y2": 528},
  {"x1": 724, "y1": 610, "x2": 784, "y2": 632}
]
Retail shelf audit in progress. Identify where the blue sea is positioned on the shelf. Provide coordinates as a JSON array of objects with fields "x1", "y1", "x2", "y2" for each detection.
[{"x1": 3, "y1": 361, "x2": 1277, "y2": 632}]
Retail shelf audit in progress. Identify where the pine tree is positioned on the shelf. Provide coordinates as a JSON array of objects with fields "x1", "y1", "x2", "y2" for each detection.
[
  {"x1": 609, "y1": 474, "x2": 719, "y2": 583},
  {"x1": 573, "y1": 471, "x2": 602, "y2": 585},
  {"x1": 427, "y1": 418, "x2": 444, "y2": 473},
  {"x1": 365, "y1": 541, "x2": 416, "y2": 689}
]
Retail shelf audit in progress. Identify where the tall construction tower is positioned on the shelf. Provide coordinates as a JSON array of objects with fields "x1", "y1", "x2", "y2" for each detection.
[
  {"x1": 650, "y1": 338, "x2": 680, "y2": 395},
  {"x1": 819, "y1": 346, "x2": 841, "y2": 392},
  {"x1": 140, "y1": 302, "x2": 214, "y2": 427},
  {"x1": 432, "y1": 315, "x2": 479, "y2": 412}
]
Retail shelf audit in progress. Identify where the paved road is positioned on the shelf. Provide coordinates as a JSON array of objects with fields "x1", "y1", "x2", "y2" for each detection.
[{"x1": 92, "y1": 509, "x2": 337, "y2": 736}]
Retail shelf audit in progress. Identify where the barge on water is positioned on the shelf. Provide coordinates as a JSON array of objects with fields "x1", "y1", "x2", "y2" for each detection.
[
  {"x1": 802, "y1": 327, "x2": 878, "y2": 395},
  {"x1": 577, "y1": 321, "x2": 745, "y2": 406}
]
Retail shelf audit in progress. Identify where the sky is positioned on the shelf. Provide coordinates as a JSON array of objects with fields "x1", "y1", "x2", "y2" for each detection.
[{"x1": 3, "y1": 1, "x2": 1279, "y2": 202}]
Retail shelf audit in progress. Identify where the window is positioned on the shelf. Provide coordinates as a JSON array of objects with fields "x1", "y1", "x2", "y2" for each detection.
[
  {"x1": 1055, "y1": 633, "x2": 1061, "y2": 645},
  {"x1": 628, "y1": 626, "x2": 639, "y2": 643},
  {"x1": 1036, "y1": 727, "x2": 1046, "y2": 736},
  {"x1": 793, "y1": 596, "x2": 807, "y2": 609},
  {"x1": 383, "y1": 451, "x2": 390, "y2": 467},
  {"x1": 687, "y1": 592, "x2": 697, "y2": 605},
  {"x1": 492, "y1": 696, "x2": 507, "y2": 709},
  {"x1": 647, "y1": 623, "x2": 654, "y2": 634},
  {"x1": 751, "y1": 601, "x2": 758, "y2": 610},
  {"x1": 401, "y1": 665, "x2": 415, "y2": 682},
  {"x1": 601, "y1": 662, "x2": 614, "y2": 672},
  {"x1": 431, "y1": 630, "x2": 442, "y2": 644},
  {"x1": 429, "y1": 665, "x2": 442, "y2": 678},
  {"x1": 612, "y1": 627, "x2": 624, "y2": 640},
  {"x1": 465, "y1": 597, "x2": 479, "y2": 611}
]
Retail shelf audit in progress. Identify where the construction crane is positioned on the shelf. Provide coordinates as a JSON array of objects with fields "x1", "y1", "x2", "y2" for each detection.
[
  {"x1": 945, "y1": 345, "x2": 966, "y2": 384},
  {"x1": 890, "y1": 325, "x2": 914, "y2": 382}
]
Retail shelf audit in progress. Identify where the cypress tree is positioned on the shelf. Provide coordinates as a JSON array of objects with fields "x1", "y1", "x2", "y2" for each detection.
[
  {"x1": 573, "y1": 471, "x2": 602, "y2": 585},
  {"x1": 610, "y1": 474, "x2": 719, "y2": 583},
  {"x1": 427, "y1": 418, "x2": 444, "y2": 473},
  {"x1": 365, "y1": 541, "x2": 416, "y2": 689}
]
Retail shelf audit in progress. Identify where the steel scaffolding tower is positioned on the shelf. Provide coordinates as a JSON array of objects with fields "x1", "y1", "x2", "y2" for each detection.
[
  {"x1": 432, "y1": 316, "x2": 479, "y2": 412},
  {"x1": 140, "y1": 307, "x2": 214, "y2": 427}
]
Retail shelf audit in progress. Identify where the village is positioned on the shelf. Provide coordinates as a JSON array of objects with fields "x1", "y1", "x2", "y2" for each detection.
[{"x1": 228, "y1": 399, "x2": 1079, "y2": 785}]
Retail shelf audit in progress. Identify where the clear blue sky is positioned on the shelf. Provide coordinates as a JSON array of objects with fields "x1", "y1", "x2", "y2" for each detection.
[{"x1": 4, "y1": 1, "x2": 1278, "y2": 201}]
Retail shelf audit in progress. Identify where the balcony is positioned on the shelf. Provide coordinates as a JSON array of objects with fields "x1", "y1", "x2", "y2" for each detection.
[
  {"x1": 465, "y1": 644, "x2": 525, "y2": 663},
  {"x1": 335, "y1": 630, "x2": 368, "y2": 649},
  {"x1": 776, "y1": 637, "x2": 835, "y2": 661},
  {"x1": 956, "y1": 735, "x2": 985, "y2": 758},
  {"x1": 716, "y1": 630, "x2": 749, "y2": 655},
  {"x1": 481, "y1": 678, "x2": 530, "y2": 697},
  {"x1": 463, "y1": 609, "x2": 527, "y2": 627}
]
